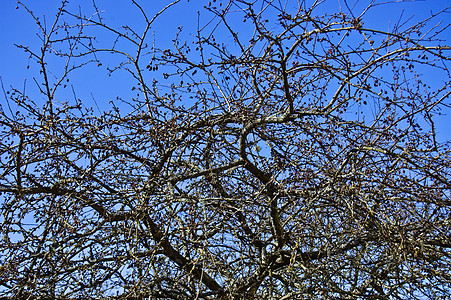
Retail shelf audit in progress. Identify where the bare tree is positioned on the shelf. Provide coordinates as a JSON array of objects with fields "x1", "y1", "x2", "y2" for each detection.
[{"x1": 1, "y1": 0, "x2": 450, "y2": 298}]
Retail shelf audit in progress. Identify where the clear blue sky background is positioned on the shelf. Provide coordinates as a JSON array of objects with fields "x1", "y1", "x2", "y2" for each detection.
[
  {"x1": 1, "y1": 0, "x2": 450, "y2": 141},
  {"x1": 0, "y1": 2, "x2": 449, "y2": 297}
]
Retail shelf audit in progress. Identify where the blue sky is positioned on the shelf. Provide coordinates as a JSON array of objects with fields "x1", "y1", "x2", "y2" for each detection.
[
  {"x1": 1, "y1": 0, "x2": 450, "y2": 141},
  {"x1": 0, "y1": 1, "x2": 450, "y2": 297},
  {"x1": 1, "y1": 1, "x2": 196, "y2": 110}
]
